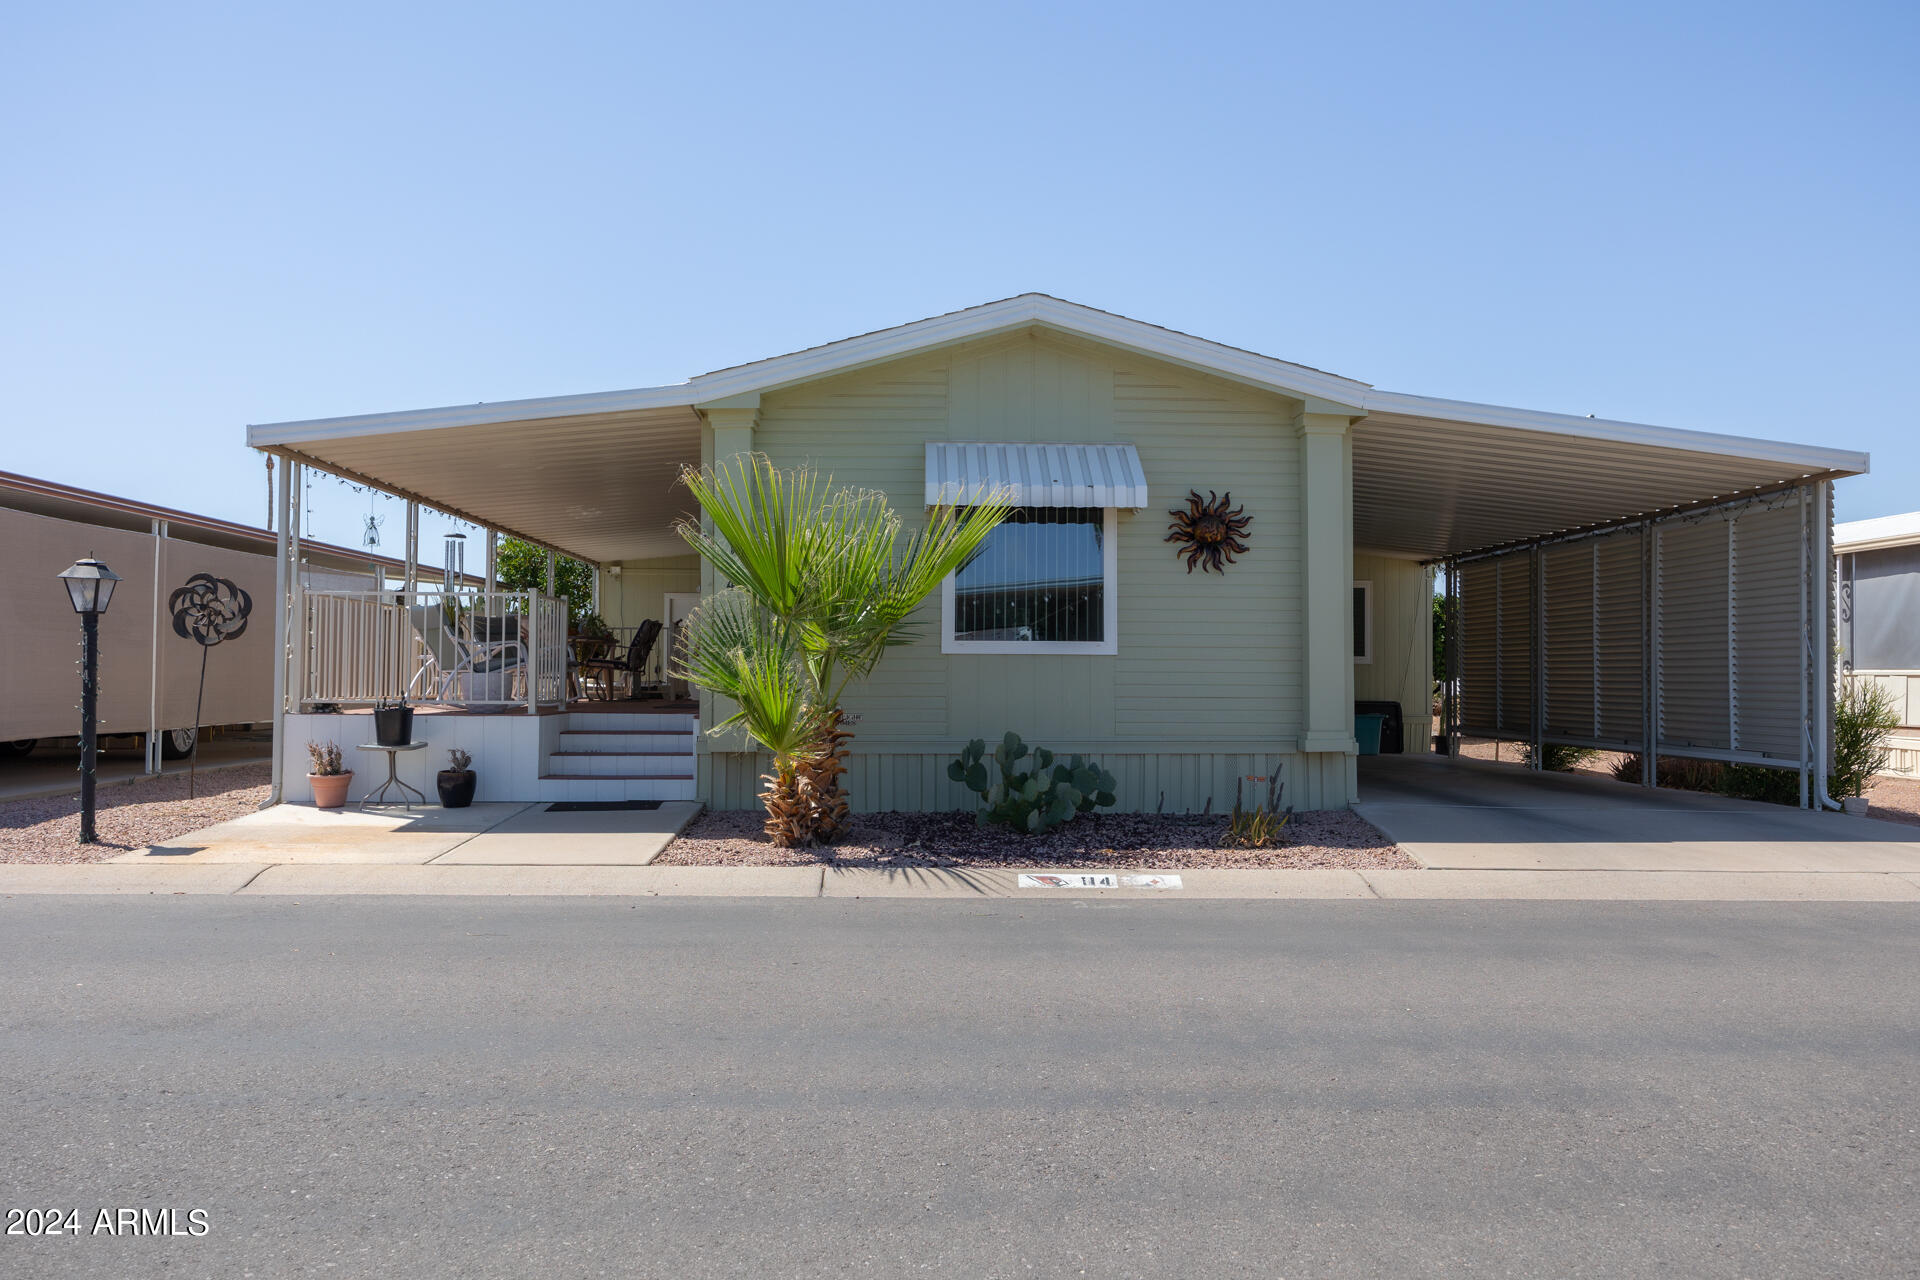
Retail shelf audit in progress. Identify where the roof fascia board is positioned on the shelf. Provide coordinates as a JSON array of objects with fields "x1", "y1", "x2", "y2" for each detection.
[{"x1": 1361, "y1": 389, "x2": 1870, "y2": 476}]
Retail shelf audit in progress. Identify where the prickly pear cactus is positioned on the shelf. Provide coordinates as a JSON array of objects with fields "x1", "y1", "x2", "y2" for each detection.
[{"x1": 947, "y1": 732, "x2": 1118, "y2": 834}]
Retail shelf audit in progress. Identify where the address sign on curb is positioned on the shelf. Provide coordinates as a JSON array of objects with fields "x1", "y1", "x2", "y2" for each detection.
[{"x1": 1016, "y1": 873, "x2": 1184, "y2": 890}]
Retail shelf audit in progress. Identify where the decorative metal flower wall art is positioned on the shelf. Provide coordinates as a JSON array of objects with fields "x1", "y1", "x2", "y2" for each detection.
[
  {"x1": 170, "y1": 574, "x2": 252, "y2": 645},
  {"x1": 168, "y1": 574, "x2": 254, "y2": 795},
  {"x1": 1165, "y1": 490, "x2": 1252, "y2": 573}
]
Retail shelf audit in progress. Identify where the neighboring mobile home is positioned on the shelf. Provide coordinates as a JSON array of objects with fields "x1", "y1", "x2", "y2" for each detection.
[
  {"x1": 0, "y1": 468, "x2": 421, "y2": 771},
  {"x1": 247, "y1": 295, "x2": 1868, "y2": 811},
  {"x1": 1837, "y1": 512, "x2": 1920, "y2": 777}
]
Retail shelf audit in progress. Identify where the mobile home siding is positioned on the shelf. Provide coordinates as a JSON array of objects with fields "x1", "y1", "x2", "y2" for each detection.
[
  {"x1": 704, "y1": 329, "x2": 1334, "y2": 813},
  {"x1": 1352, "y1": 553, "x2": 1433, "y2": 748}
]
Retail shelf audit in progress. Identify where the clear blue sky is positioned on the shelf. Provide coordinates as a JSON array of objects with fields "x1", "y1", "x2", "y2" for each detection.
[{"x1": 4, "y1": 1, "x2": 1914, "y2": 560}]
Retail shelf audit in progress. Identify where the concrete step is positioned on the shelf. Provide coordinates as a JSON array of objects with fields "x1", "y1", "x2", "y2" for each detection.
[
  {"x1": 557, "y1": 729, "x2": 696, "y2": 753},
  {"x1": 546, "y1": 751, "x2": 695, "y2": 778},
  {"x1": 566, "y1": 709, "x2": 697, "y2": 733},
  {"x1": 533, "y1": 776, "x2": 697, "y2": 803}
]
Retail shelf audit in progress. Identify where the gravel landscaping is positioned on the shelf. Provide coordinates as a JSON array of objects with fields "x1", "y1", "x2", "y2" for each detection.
[
  {"x1": 1864, "y1": 775, "x2": 1920, "y2": 828},
  {"x1": 0, "y1": 764, "x2": 271, "y2": 864},
  {"x1": 658, "y1": 807, "x2": 1414, "y2": 869}
]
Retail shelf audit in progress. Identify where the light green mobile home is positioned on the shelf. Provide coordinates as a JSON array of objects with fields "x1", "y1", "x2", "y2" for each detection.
[{"x1": 249, "y1": 295, "x2": 1867, "y2": 812}]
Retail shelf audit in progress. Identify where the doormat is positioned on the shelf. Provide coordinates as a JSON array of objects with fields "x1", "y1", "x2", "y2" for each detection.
[{"x1": 543, "y1": 801, "x2": 666, "y2": 812}]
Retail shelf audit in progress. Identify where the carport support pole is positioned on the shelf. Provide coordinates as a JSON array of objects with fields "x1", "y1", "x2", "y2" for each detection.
[
  {"x1": 403, "y1": 501, "x2": 420, "y2": 592},
  {"x1": 1532, "y1": 547, "x2": 1545, "y2": 770},
  {"x1": 545, "y1": 549, "x2": 556, "y2": 598},
  {"x1": 484, "y1": 530, "x2": 497, "y2": 595},
  {"x1": 1643, "y1": 523, "x2": 1659, "y2": 789},
  {"x1": 268, "y1": 457, "x2": 292, "y2": 806},
  {"x1": 1447, "y1": 559, "x2": 1462, "y2": 757},
  {"x1": 1799, "y1": 486, "x2": 1810, "y2": 809},
  {"x1": 146, "y1": 517, "x2": 166, "y2": 775}
]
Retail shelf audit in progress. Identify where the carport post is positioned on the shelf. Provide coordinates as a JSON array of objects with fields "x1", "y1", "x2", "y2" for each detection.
[
  {"x1": 1531, "y1": 546, "x2": 1545, "y2": 770},
  {"x1": 146, "y1": 517, "x2": 166, "y2": 776},
  {"x1": 1643, "y1": 523, "x2": 1659, "y2": 789},
  {"x1": 268, "y1": 458, "x2": 293, "y2": 806},
  {"x1": 1799, "y1": 485, "x2": 1811, "y2": 809},
  {"x1": 1441, "y1": 559, "x2": 1458, "y2": 757}
]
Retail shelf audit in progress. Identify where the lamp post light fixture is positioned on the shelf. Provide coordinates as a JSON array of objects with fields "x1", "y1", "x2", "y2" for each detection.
[{"x1": 57, "y1": 557, "x2": 121, "y2": 844}]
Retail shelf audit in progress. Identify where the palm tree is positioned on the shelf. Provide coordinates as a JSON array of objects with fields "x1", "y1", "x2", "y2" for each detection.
[{"x1": 672, "y1": 454, "x2": 1008, "y2": 847}]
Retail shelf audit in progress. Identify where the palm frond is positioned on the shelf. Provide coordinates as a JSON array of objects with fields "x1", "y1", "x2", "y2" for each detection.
[{"x1": 670, "y1": 588, "x2": 819, "y2": 759}]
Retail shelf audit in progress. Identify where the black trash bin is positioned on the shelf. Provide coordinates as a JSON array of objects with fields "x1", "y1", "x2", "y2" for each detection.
[{"x1": 1353, "y1": 700, "x2": 1405, "y2": 754}]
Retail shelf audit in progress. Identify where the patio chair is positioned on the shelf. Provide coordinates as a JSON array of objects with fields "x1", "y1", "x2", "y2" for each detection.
[
  {"x1": 576, "y1": 619, "x2": 663, "y2": 701},
  {"x1": 408, "y1": 604, "x2": 526, "y2": 706}
]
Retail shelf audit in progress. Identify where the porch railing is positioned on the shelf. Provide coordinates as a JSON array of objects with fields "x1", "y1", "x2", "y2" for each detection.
[{"x1": 298, "y1": 589, "x2": 570, "y2": 714}]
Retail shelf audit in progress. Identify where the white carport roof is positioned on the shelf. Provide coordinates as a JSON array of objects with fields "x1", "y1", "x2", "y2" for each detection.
[
  {"x1": 1835, "y1": 511, "x2": 1920, "y2": 554},
  {"x1": 248, "y1": 294, "x2": 1869, "y2": 564}
]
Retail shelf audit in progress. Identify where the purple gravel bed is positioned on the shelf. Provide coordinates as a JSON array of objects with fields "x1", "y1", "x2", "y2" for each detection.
[
  {"x1": 0, "y1": 764, "x2": 272, "y2": 864},
  {"x1": 658, "y1": 808, "x2": 1414, "y2": 869}
]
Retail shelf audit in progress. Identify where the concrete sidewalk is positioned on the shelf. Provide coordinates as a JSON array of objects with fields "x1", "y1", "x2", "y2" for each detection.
[{"x1": 6, "y1": 862, "x2": 1920, "y2": 899}]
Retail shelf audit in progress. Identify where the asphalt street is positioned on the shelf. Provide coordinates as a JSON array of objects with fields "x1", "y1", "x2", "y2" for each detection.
[{"x1": 2, "y1": 897, "x2": 1916, "y2": 1278}]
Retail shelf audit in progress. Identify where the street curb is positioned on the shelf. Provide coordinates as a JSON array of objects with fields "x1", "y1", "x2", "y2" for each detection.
[
  {"x1": 0, "y1": 863, "x2": 272, "y2": 894},
  {"x1": 7, "y1": 863, "x2": 1920, "y2": 900}
]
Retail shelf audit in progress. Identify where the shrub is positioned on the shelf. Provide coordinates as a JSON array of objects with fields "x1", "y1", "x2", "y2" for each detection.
[
  {"x1": 1223, "y1": 772, "x2": 1292, "y2": 848},
  {"x1": 949, "y1": 732, "x2": 1117, "y2": 834},
  {"x1": 1523, "y1": 742, "x2": 1599, "y2": 772},
  {"x1": 1833, "y1": 679, "x2": 1900, "y2": 799},
  {"x1": 1718, "y1": 764, "x2": 1804, "y2": 805},
  {"x1": 1609, "y1": 753, "x2": 1727, "y2": 792}
]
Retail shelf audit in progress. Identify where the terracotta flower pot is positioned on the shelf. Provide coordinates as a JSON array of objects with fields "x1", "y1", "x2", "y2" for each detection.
[{"x1": 310, "y1": 771, "x2": 353, "y2": 809}]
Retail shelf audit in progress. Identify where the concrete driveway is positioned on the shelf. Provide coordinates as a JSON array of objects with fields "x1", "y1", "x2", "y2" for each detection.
[{"x1": 1356, "y1": 754, "x2": 1920, "y2": 873}]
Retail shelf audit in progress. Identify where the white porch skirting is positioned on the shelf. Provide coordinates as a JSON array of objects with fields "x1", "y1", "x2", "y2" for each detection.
[{"x1": 280, "y1": 711, "x2": 561, "y2": 805}]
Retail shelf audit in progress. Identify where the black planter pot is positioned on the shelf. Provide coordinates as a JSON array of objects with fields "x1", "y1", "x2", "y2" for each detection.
[
  {"x1": 374, "y1": 703, "x2": 414, "y2": 747},
  {"x1": 437, "y1": 769, "x2": 477, "y2": 809}
]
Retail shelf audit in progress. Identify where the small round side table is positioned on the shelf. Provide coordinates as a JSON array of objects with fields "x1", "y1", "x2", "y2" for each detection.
[{"x1": 356, "y1": 741, "x2": 430, "y2": 809}]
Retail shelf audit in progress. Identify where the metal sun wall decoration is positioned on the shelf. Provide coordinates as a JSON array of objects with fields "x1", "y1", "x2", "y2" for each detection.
[
  {"x1": 1165, "y1": 489, "x2": 1252, "y2": 574},
  {"x1": 168, "y1": 574, "x2": 253, "y2": 797}
]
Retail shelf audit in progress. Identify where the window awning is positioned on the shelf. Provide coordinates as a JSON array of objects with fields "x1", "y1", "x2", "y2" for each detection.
[{"x1": 924, "y1": 442, "x2": 1149, "y2": 509}]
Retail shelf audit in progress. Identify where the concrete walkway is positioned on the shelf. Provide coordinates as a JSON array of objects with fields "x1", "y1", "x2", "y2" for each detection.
[
  {"x1": 108, "y1": 799, "x2": 704, "y2": 867},
  {"x1": 1356, "y1": 753, "x2": 1920, "y2": 873}
]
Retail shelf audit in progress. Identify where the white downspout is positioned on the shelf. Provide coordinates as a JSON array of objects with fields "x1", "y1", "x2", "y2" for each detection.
[{"x1": 1812, "y1": 480, "x2": 1842, "y2": 812}]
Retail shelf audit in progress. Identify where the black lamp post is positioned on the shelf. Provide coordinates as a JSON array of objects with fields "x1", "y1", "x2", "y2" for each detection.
[{"x1": 58, "y1": 557, "x2": 121, "y2": 844}]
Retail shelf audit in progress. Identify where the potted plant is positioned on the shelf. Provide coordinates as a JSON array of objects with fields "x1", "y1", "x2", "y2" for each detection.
[
  {"x1": 373, "y1": 697, "x2": 414, "y2": 747},
  {"x1": 307, "y1": 741, "x2": 352, "y2": 809},
  {"x1": 438, "y1": 748, "x2": 477, "y2": 808}
]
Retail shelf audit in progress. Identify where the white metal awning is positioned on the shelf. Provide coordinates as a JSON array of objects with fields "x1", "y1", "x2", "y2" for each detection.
[{"x1": 924, "y1": 442, "x2": 1149, "y2": 509}]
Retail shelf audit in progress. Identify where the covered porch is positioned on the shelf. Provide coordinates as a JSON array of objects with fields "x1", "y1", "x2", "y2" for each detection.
[{"x1": 254, "y1": 401, "x2": 707, "y2": 806}]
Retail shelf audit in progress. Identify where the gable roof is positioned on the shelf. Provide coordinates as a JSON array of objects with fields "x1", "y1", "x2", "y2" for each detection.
[{"x1": 247, "y1": 293, "x2": 1870, "y2": 479}]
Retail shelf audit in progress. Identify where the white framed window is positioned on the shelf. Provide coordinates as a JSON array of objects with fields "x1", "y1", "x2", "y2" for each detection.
[
  {"x1": 941, "y1": 506, "x2": 1119, "y2": 655},
  {"x1": 1353, "y1": 580, "x2": 1373, "y2": 664}
]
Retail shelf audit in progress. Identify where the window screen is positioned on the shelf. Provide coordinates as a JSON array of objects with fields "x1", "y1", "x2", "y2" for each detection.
[
  {"x1": 951, "y1": 507, "x2": 1106, "y2": 644},
  {"x1": 1353, "y1": 583, "x2": 1371, "y2": 660}
]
